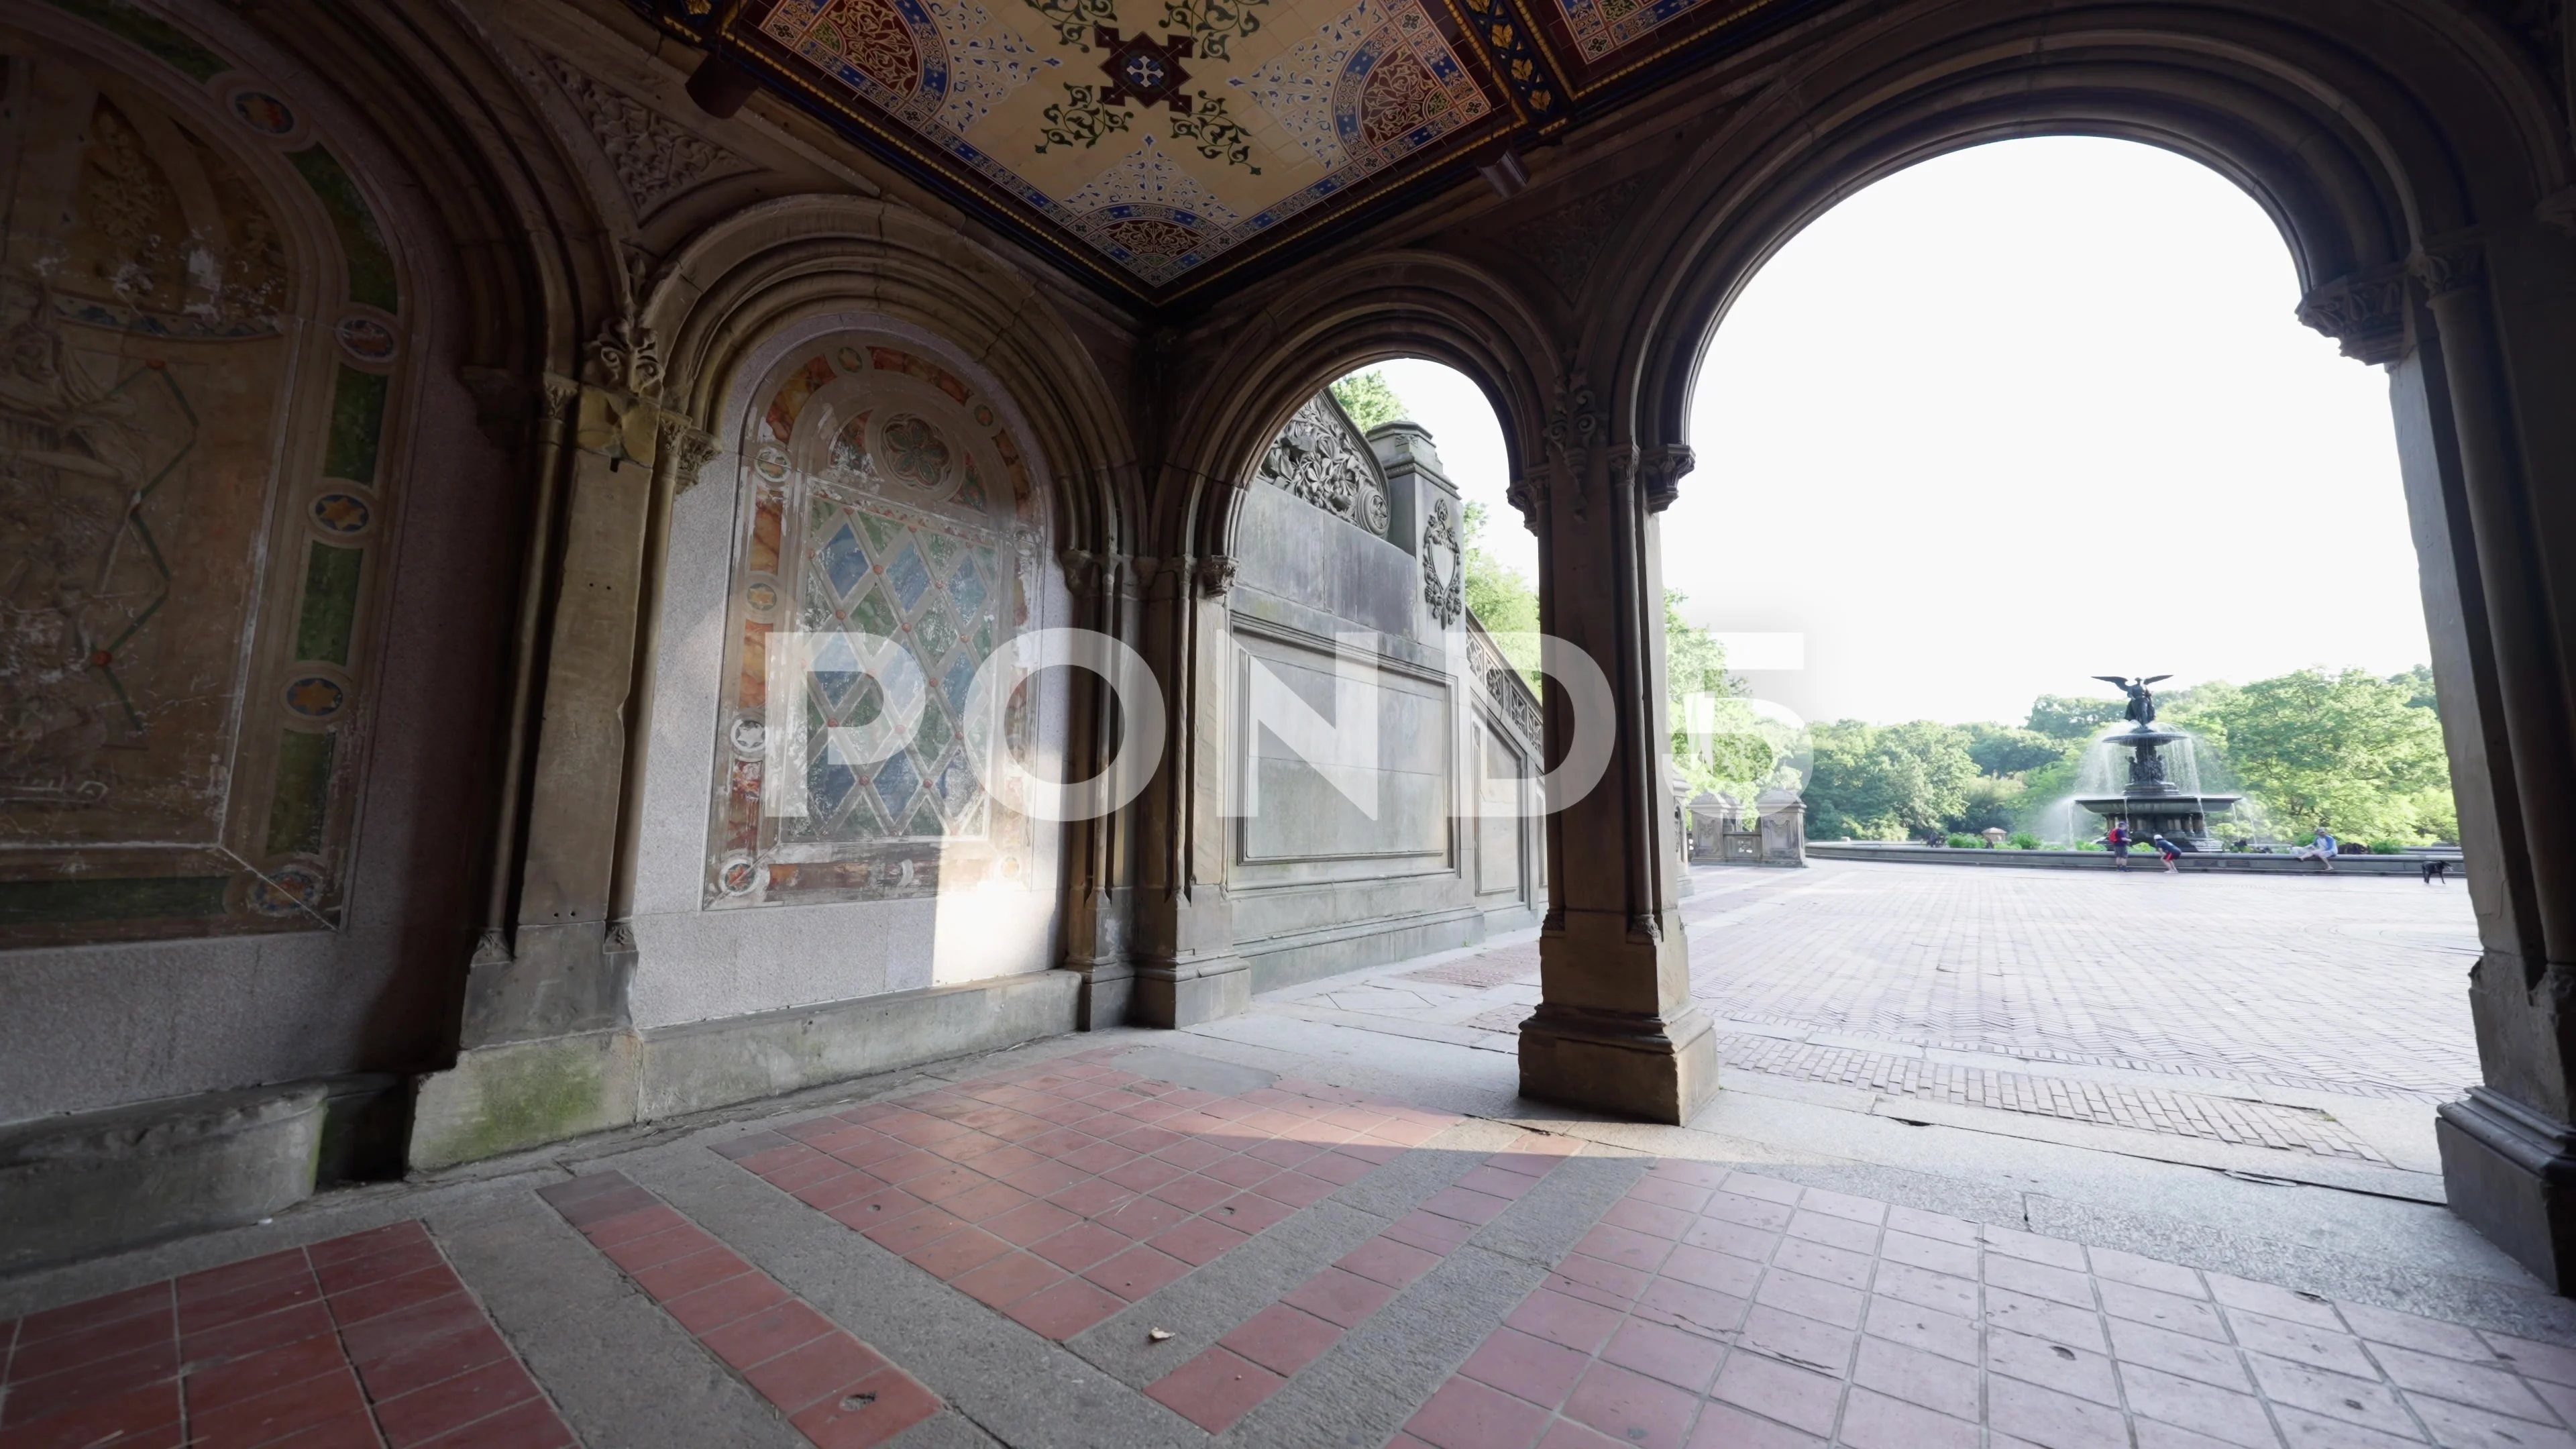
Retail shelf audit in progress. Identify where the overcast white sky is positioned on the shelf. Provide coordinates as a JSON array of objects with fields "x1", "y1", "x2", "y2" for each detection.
[{"x1": 1364, "y1": 137, "x2": 2432, "y2": 727}]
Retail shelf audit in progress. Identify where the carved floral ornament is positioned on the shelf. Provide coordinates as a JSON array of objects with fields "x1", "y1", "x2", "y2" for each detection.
[
  {"x1": 1256, "y1": 394, "x2": 1390, "y2": 536},
  {"x1": 541, "y1": 55, "x2": 749, "y2": 215}
]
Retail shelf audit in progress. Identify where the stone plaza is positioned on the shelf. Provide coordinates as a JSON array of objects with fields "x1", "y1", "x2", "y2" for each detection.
[{"x1": 12, "y1": 860, "x2": 2571, "y2": 1448}]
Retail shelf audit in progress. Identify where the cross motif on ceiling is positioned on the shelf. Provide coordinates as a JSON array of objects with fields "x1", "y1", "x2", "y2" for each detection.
[{"x1": 1093, "y1": 28, "x2": 1195, "y2": 113}]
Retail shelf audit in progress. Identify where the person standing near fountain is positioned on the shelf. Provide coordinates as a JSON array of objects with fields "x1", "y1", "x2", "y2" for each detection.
[{"x1": 2107, "y1": 819, "x2": 2133, "y2": 869}]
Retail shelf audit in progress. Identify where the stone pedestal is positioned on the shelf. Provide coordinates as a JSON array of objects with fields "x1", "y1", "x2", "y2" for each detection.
[{"x1": 2439, "y1": 1087, "x2": 2576, "y2": 1291}]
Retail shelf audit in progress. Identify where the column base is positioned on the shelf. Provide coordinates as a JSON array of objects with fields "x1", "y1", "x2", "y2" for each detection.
[
  {"x1": 1130, "y1": 957, "x2": 1250, "y2": 1028},
  {"x1": 1519, "y1": 1002, "x2": 1719, "y2": 1124},
  {"x1": 1064, "y1": 961, "x2": 1135, "y2": 1030},
  {"x1": 2437, "y1": 1087, "x2": 2576, "y2": 1291},
  {"x1": 462, "y1": 920, "x2": 634, "y2": 1047}
]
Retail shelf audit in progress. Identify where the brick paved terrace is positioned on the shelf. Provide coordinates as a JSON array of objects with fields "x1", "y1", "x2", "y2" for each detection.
[
  {"x1": 1254, "y1": 859, "x2": 2479, "y2": 1182},
  {"x1": 4, "y1": 863, "x2": 2545, "y2": 1449}
]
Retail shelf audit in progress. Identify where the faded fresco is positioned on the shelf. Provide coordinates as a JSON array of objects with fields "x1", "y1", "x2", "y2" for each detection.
[
  {"x1": 706, "y1": 340, "x2": 1047, "y2": 909},
  {"x1": 0, "y1": 10, "x2": 405, "y2": 944}
]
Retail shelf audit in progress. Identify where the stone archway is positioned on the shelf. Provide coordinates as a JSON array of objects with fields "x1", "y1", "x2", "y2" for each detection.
[
  {"x1": 1132, "y1": 252, "x2": 1567, "y2": 1028},
  {"x1": 1509, "y1": 0, "x2": 2576, "y2": 1283}
]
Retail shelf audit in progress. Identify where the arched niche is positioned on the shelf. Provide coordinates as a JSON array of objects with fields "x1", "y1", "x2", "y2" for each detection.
[
  {"x1": 0, "y1": 6, "x2": 419, "y2": 944},
  {"x1": 627, "y1": 317, "x2": 1071, "y2": 1028}
]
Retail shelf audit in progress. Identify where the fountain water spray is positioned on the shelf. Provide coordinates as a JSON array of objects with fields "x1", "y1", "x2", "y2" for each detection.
[{"x1": 2072, "y1": 675, "x2": 2240, "y2": 852}]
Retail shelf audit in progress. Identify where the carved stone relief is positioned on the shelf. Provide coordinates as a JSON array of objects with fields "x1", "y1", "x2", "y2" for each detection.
[
  {"x1": 1421, "y1": 495, "x2": 1464, "y2": 626},
  {"x1": 1470, "y1": 627, "x2": 1542, "y2": 747},
  {"x1": 542, "y1": 55, "x2": 751, "y2": 216},
  {"x1": 1256, "y1": 393, "x2": 1389, "y2": 536}
]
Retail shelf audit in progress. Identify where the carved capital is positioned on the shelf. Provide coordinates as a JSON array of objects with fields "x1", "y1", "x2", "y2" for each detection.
[
  {"x1": 1060, "y1": 547, "x2": 1109, "y2": 600},
  {"x1": 664, "y1": 419, "x2": 721, "y2": 493},
  {"x1": 1194, "y1": 553, "x2": 1238, "y2": 598},
  {"x1": 1638, "y1": 443, "x2": 1695, "y2": 513},
  {"x1": 541, "y1": 371, "x2": 583, "y2": 422},
  {"x1": 1505, "y1": 470, "x2": 1548, "y2": 531},
  {"x1": 2414, "y1": 241, "x2": 2485, "y2": 299},
  {"x1": 2296, "y1": 265, "x2": 2409, "y2": 364}
]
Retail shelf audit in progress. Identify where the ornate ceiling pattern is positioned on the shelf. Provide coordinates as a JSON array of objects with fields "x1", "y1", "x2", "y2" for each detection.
[{"x1": 635, "y1": 0, "x2": 1807, "y2": 303}]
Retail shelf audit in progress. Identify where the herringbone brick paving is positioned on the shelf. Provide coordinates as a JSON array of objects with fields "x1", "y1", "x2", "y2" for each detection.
[{"x1": 1687, "y1": 862, "x2": 2479, "y2": 1100}]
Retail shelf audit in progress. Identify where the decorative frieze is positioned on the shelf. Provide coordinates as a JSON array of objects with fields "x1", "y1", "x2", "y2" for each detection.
[
  {"x1": 1470, "y1": 628, "x2": 1543, "y2": 747},
  {"x1": 1256, "y1": 394, "x2": 1390, "y2": 536}
]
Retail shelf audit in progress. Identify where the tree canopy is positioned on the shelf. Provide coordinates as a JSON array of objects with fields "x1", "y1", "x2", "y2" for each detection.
[
  {"x1": 1803, "y1": 720, "x2": 1983, "y2": 841},
  {"x1": 1329, "y1": 370, "x2": 1407, "y2": 431},
  {"x1": 2026, "y1": 694, "x2": 2128, "y2": 740},
  {"x1": 2184, "y1": 668, "x2": 2453, "y2": 841}
]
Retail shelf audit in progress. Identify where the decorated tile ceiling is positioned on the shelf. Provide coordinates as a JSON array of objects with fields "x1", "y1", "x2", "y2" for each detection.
[{"x1": 635, "y1": 0, "x2": 1803, "y2": 303}]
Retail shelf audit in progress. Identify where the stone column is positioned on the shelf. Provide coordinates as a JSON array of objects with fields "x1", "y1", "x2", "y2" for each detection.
[
  {"x1": 1515, "y1": 394, "x2": 1716, "y2": 1124},
  {"x1": 1127, "y1": 551, "x2": 1249, "y2": 1026},
  {"x1": 459, "y1": 321, "x2": 668, "y2": 1048},
  {"x1": 2390, "y1": 232, "x2": 2576, "y2": 1289},
  {"x1": 1057, "y1": 549, "x2": 1140, "y2": 1028}
]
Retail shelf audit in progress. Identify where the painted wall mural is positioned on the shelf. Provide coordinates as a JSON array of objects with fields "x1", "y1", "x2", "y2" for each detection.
[
  {"x1": 706, "y1": 340, "x2": 1046, "y2": 909},
  {"x1": 0, "y1": 5, "x2": 407, "y2": 945}
]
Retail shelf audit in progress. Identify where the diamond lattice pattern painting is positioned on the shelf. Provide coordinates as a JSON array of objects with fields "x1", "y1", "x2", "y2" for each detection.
[{"x1": 707, "y1": 341, "x2": 1047, "y2": 909}]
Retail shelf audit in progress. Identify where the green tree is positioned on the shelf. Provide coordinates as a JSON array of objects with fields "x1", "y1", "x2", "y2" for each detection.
[
  {"x1": 1960, "y1": 723, "x2": 2069, "y2": 777},
  {"x1": 2192, "y1": 668, "x2": 2455, "y2": 841},
  {"x1": 1461, "y1": 502, "x2": 1538, "y2": 634},
  {"x1": 1802, "y1": 720, "x2": 1979, "y2": 841},
  {"x1": 1665, "y1": 592, "x2": 1765, "y2": 795},
  {"x1": 2027, "y1": 694, "x2": 2128, "y2": 741},
  {"x1": 2390, "y1": 664, "x2": 2440, "y2": 714},
  {"x1": 1329, "y1": 369, "x2": 1407, "y2": 431}
]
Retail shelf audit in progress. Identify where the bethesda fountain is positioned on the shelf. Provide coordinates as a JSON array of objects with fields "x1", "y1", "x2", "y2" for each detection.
[{"x1": 2075, "y1": 674, "x2": 2239, "y2": 852}]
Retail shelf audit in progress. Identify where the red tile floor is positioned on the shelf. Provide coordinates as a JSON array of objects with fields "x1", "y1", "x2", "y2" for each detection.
[
  {"x1": 8, "y1": 1040, "x2": 2575, "y2": 1447},
  {"x1": 0, "y1": 1221, "x2": 568, "y2": 1449}
]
